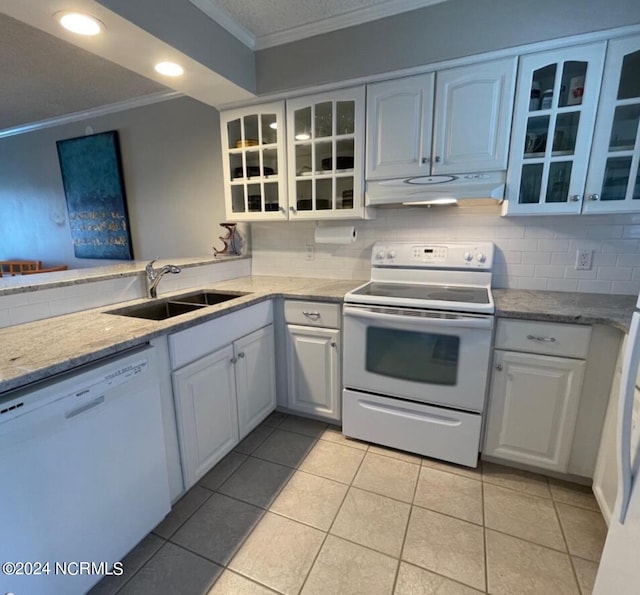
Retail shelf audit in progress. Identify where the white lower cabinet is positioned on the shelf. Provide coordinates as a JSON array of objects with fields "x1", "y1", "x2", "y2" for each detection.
[
  {"x1": 235, "y1": 325, "x2": 277, "y2": 438},
  {"x1": 169, "y1": 301, "x2": 276, "y2": 490},
  {"x1": 285, "y1": 324, "x2": 340, "y2": 421},
  {"x1": 173, "y1": 325, "x2": 276, "y2": 488},
  {"x1": 173, "y1": 345, "x2": 239, "y2": 488},
  {"x1": 484, "y1": 318, "x2": 591, "y2": 473},
  {"x1": 484, "y1": 349, "x2": 586, "y2": 472},
  {"x1": 282, "y1": 300, "x2": 342, "y2": 422}
]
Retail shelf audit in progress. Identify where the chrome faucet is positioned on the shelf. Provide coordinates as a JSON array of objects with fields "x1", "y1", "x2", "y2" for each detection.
[{"x1": 145, "y1": 259, "x2": 181, "y2": 299}]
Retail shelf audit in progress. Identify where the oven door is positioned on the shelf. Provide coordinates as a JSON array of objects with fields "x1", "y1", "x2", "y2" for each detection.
[{"x1": 343, "y1": 305, "x2": 493, "y2": 412}]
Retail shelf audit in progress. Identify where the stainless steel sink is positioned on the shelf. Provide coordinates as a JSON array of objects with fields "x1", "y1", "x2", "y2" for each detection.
[
  {"x1": 108, "y1": 300, "x2": 206, "y2": 321},
  {"x1": 170, "y1": 290, "x2": 245, "y2": 305},
  {"x1": 105, "y1": 290, "x2": 245, "y2": 320}
]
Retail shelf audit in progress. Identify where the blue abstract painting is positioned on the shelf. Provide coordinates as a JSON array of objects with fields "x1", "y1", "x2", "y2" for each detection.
[{"x1": 56, "y1": 130, "x2": 133, "y2": 260}]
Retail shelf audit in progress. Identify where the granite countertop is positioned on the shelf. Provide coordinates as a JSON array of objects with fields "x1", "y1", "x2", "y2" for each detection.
[
  {"x1": 0, "y1": 275, "x2": 635, "y2": 395},
  {"x1": 0, "y1": 276, "x2": 362, "y2": 395},
  {"x1": 493, "y1": 289, "x2": 636, "y2": 332}
]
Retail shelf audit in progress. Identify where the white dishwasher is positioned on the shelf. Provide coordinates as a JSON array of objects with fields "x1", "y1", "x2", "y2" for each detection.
[{"x1": 0, "y1": 345, "x2": 171, "y2": 595}]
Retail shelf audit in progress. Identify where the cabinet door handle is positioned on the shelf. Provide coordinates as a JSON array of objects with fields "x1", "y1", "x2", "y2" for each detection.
[
  {"x1": 495, "y1": 363, "x2": 503, "y2": 371},
  {"x1": 238, "y1": 352, "x2": 245, "y2": 358},
  {"x1": 330, "y1": 341, "x2": 337, "y2": 348},
  {"x1": 589, "y1": 194, "x2": 600, "y2": 201},
  {"x1": 527, "y1": 335, "x2": 556, "y2": 343},
  {"x1": 421, "y1": 157, "x2": 429, "y2": 164},
  {"x1": 434, "y1": 156, "x2": 441, "y2": 163},
  {"x1": 570, "y1": 194, "x2": 581, "y2": 202},
  {"x1": 230, "y1": 357, "x2": 237, "y2": 364},
  {"x1": 290, "y1": 206, "x2": 297, "y2": 214},
  {"x1": 279, "y1": 206, "x2": 286, "y2": 213},
  {"x1": 303, "y1": 311, "x2": 321, "y2": 319}
]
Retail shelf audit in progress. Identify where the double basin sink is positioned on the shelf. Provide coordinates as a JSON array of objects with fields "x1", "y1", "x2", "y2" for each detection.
[{"x1": 107, "y1": 290, "x2": 246, "y2": 321}]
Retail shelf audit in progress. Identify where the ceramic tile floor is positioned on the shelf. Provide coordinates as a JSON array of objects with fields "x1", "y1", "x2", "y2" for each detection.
[{"x1": 90, "y1": 413, "x2": 607, "y2": 595}]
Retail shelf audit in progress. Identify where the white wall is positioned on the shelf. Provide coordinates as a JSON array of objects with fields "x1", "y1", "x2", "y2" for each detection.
[
  {"x1": 251, "y1": 206, "x2": 640, "y2": 295},
  {"x1": 0, "y1": 96, "x2": 227, "y2": 267},
  {"x1": 256, "y1": 0, "x2": 640, "y2": 94}
]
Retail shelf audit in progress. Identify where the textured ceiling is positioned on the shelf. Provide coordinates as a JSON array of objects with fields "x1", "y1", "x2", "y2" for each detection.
[
  {"x1": 0, "y1": 13, "x2": 168, "y2": 132},
  {"x1": 215, "y1": 0, "x2": 393, "y2": 37},
  {"x1": 207, "y1": 0, "x2": 447, "y2": 47}
]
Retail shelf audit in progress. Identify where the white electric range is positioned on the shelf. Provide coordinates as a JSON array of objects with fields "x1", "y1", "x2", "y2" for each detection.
[{"x1": 342, "y1": 241, "x2": 495, "y2": 467}]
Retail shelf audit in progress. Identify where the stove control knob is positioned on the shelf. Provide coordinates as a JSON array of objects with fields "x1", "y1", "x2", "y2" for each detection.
[
  {"x1": 387, "y1": 250, "x2": 396, "y2": 259},
  {"x1": 376, "y1": 250, "x2": 386, "y2": 260},
  {"x1": 476, "y1": 252, "x2": 487, "y2": 263},
  {"x1": 463, "y1": 251, "x2": 473, "y2": 262}
]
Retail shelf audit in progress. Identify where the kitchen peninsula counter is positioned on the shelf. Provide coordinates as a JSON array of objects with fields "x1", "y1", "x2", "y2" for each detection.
[{"x1": 0, "y1": 275, "x2": 636, "y2": 395}]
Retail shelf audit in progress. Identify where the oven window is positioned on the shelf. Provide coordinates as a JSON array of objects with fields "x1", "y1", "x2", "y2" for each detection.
[{"x1": 366, "y1": 327, "x2": 459, "y2": 385}]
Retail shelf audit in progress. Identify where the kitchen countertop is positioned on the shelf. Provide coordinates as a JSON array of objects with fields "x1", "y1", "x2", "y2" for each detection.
[
  {"x1": 0, "y1": 275, "x2": 635, "y2": 395},
  {"x1": 494, "y1": 289, "x2": 636, "y2": 332},
  {"x1": 0, "y1": 276, "x2": 360, "y2": 395}
]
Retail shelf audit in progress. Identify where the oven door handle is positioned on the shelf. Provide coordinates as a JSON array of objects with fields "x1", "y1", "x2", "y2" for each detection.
[{"x1": 343, "y1": 306, "x2": 493, "y2": 329}]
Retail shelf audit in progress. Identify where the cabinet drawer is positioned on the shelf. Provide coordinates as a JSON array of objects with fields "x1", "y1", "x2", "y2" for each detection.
[
  {"x1": 495, "y1": 319, "x2": 591, "y2": 358},
  {"x1": 284, "y1": 300, "x2": 341, "y2": 328}
]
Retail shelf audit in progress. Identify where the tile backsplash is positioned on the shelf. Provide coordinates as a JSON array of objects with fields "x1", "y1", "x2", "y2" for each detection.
[{"x1": 251, "y1": 206, "x2": 640, "y2": 295}]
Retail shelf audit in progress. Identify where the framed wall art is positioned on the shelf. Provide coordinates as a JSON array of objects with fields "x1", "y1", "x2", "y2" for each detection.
[{"x1": 56, "y1": 130, "x2": 134, "y2": 260}]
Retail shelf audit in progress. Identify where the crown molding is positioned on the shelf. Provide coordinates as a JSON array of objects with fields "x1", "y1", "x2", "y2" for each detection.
[
  {"x1": 188, "y1": 0, "x2": 256, "y2": 50},
  {"x1": 254, "y1": 0, "x2": 448, "y2": 50},
  {"x1": 0, "y1": 91, "x2": 182, "y2": 139}
]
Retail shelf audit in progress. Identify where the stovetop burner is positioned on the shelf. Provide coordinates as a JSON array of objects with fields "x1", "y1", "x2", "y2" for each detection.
[{"x1": 352, "y1": 282, "x2": 490, "y2": 304}]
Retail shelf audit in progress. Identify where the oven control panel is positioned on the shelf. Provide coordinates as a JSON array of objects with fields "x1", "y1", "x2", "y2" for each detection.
[
  {"x1": 371, "y1": 241, "x2": 494, "y2": 269},
  {"x1": 412, "y1": 246, "x2": 448, "y2": 262}
]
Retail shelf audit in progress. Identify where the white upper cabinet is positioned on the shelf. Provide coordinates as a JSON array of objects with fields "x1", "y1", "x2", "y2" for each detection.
[
  {"x1": 220, "y1": 101, "x2": 288, "y2": 220},
  {"x1": 286, "y1": 86, "x2": 366, "y2": 219},
  {"x1": 366, "y1": 58, "x2": 516, "y2": 179},
  {"x1": 504, "y1": 42, "x2": 606, "y2": 215},
  {"x1": 583, "y1": 34, "x2": 640, "y2": 214},
  {"x1": 433, "y1": 59, "x2": 516, "y2": 174},
  {"x1": 366, "y1": 73, "x2": 434, "y2": 179}
]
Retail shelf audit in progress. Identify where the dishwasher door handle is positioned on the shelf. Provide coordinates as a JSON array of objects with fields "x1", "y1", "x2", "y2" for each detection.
[{"x1": 65, "y1": 396, "x2": 105, "y2": 419}]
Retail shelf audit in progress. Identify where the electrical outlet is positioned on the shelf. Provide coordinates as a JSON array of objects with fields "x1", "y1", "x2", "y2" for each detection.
[
  {"x1": 305, "y1": 244, "x2": 315, "y2": 261},
  {"x1": 575, "y1": 249, "x2": 593, "y2": 270}
]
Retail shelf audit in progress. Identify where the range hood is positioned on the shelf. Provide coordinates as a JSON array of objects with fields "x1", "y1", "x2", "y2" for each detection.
[{"x1": 366, "y1": 171, "x2": 506, "y2": 207}]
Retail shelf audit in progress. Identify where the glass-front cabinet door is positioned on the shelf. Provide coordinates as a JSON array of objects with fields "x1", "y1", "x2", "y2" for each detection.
[
  {"x1": 286, "y1": 86, "x2": 365, "y2": 219},
  {"x1": 584, "y1": 35, "x2": 640, "y2": 214},
  {"x1": 220, "y1": 101, "x2": 287, "y2": 220},
  {"x1": 504, "y1": 43, "x2": 606, "y2": 215}
]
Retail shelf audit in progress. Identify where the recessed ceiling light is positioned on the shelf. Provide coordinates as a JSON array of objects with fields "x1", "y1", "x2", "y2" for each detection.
[
  {"x1": 57, "y1": 12, "x2": 104, "y2": 36},
  {"x1": 154, "y1": 62, "x2": 184, "y2": 77}
]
